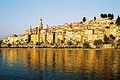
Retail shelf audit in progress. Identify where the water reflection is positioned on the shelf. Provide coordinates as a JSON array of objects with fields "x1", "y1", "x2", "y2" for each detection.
[{"x1": 0, "y1": 48, "x2": 120, "y2": 80}]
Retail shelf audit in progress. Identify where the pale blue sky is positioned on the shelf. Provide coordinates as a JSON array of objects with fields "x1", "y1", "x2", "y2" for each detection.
[{"x1": 0, "y1": 0, "x2": 120, "y2": 39}]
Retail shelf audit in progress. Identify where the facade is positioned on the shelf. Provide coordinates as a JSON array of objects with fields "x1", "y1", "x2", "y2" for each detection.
[
  {"x1": 1, "y1": 17, "x2": 120, "y2": 48},
  {"x1": 30, "y1": 34, "x2": 39, "y2": 44}
]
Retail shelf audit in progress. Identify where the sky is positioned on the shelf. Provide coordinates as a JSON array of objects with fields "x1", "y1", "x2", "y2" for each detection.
[{"x1": 0, "y1": 0, "x2": 120, "y2": 39}]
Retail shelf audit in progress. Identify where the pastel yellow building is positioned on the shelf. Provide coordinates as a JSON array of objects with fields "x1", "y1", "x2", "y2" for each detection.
[{"x1": 30, "y1": 34, "x2": 39, "y2": 44}]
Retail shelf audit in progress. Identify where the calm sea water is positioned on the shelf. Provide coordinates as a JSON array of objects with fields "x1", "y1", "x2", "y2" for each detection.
[{"x1": 0, "y1": 48, "x2": 120, "y2": 80}]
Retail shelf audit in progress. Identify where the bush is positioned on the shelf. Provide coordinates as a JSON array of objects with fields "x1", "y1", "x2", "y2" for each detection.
[
  {"x1": 67, "y1": 40, "x2": 73, "y2": 46},
  {"x1": 109, "y1": 34, "x2": 116, "y2": 41},
  {"x1": 117, "y1": 39, "x2": 120, "y2": 48},
  {"x1": 83, "y1": 41, "x2": 91, "y2": 48},
  {"x1": 8, "y1": 43, "x2": 11, "y2": 48},
  {"x1": 116, "y1": 16, "x2": 120, "y2": 26},
  {"x1": 103, "y1": 35, "x2": 110, "y2": 44},
  {"x1": 36, "y1": 42, "x2": 43, "y2": 45},
  {"x1": 94, "y1": 39, "x2": 103, "y2": 48}
]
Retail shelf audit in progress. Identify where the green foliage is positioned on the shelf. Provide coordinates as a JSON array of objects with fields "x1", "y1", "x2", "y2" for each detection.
[
  {"x1": 0, "y1": 40, "x2": 2, "y2": 47},
  {"x1": 117, "y1": 39, "x2": 120, "y2": 48},
  {"x1": 103, "y1": 34, "x2": 116, "y2": 44},
  {"x1": 94, "y1": 17, "x2": 96, "y2": 21},
  {"x1": 76, "y1": 41, "x2": 80, "y2": 45},
  {"x1": 67, "y1": 40, "x2": 73, "y2": 46},
  {"x1": 16, "y1": 40, "x2": 20, "y2": 45},
  {"x1": 116, "y1": 16, "x2": 120, "y2": 26},
  {"x1": 108, "y1": 14, "x2": 114, "y2": 20},
  {"x1": 100, "y1": 13, "x2": 107, "y2": 18},
  {"x1": 100, "y1": 13, "x2": 114, "y2": 19},
  {"x1": 103, "y1": 35, "x2": 110, "y2": 44},
  {"x1": 83, "y1": 41, "x2": 91, "y2": 48},
  {"x1": 36, "y1": 42, "x2": 43, "y2": 45},
  {"x1": 109, "y1": 34, "x2": 116, "y2": 41},
  {"x1": 94, "y1": 39, "x2": 103, "y2": 48},
  {"x1": 109, "y1": 34, "x2": 116, "y2": 48},
  {"x1": 8, "y1": 43, "x2": 11, "y2": 48},
  {"x1": 0, "y1": 40, "x2": 2, "y2": 44},
  {"x1": 82, "y1": 17, "x2": 86, "y2": 22}
]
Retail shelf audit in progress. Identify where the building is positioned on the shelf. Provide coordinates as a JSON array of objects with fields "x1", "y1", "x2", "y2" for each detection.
[{"x1": 1, "y1": 15, "x2": 120, "y2": 48}]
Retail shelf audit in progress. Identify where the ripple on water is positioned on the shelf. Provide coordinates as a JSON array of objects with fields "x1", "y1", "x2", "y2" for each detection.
[{"x1": 0, "y1": 48, "x2": 120, "y2": 80}]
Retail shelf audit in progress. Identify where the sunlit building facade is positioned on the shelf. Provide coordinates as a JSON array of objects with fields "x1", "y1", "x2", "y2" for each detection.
[{"x1": 1, "y1": 17, "x2": 120, "y2": 48}]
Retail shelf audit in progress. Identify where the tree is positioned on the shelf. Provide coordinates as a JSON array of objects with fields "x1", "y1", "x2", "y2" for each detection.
[
  {"x1": 103, "y1": 34, "x2": 110, "y2": 44},
  {"x1": 116, "y1": 39, "x2": 120, "y2": 48},
  {"x1": 8, "y1": 43, "x2": 11, "y2": 48},
  {"x1": 108, "y1": 13, "x2": 112, "y2": 18},
  {"x1": 111, "y1": 14, "x2": 114, "y2": 19},
  {"x1": 16, "y1": 40, "x2": 20, "y2": 45},
  {"x1": 100, "y1": 14, "x2": 107, "y2": 18},
  {"x1": 94, "y1": 39, "x2": 103, "y2": 48},
  {"x1": 0, "y1": 40, "x2": 2, "y2": 47},
  {"x1": 82, "y1": 17, "x2": 86, "y2": 22},
  {"x1": 67, "y1": 40, "x2": 73, "y2": 47},
  {"x1": 100, "y1": 13, "x2": 104, "y2": 18},
  {"x1": 76, "y1": 41, "x2": 80, "y2": 46},
  {"x1": 104, "y1": 14, "x2": 107, "y2": 18},
  {"x1": 83, "y1": 41, "x2": 91, "y2": 48},
  {"x1": 94, "y1": 17, "x2": 96, "y2": 21},
  {"x1": 109, "y1": 34, "x2": 116, "y2": 48},
  {"x1": 109, "y1": 34, "x2": 116, "y2": 41},
  {"x1": 116, "y1": 15, "x2": 120, "y2": 26},
  {"x1": 108, "y1": 14, "x2": 114, "y2": 20},
  {"x1": 109, "y1": 14, "x2": 114, "y2": 20}
]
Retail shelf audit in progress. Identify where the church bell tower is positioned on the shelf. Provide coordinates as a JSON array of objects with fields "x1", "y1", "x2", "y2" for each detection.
[
  {"x1": 39, "y1": 18, "x2": 43, "y2": 30},
  {"x1": 38, "y1": 18, "x2": 43, "y2": 43}
]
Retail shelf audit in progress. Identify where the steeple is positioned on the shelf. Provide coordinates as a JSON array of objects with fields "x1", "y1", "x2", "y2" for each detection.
[
  {"x1": 38, "y1": 18, "x2": 43, "y2": 43},
  {"x1": 39, "y1": 18, "x2": 43, "y2": 30}
]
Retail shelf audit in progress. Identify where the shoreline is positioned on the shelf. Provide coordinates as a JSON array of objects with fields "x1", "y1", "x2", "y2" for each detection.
[{"x1": 0, "y1": 47, "x2": 119, "y2": 50}]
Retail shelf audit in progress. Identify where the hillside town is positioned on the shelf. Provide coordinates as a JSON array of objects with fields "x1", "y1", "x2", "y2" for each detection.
[{"x1": 0, "y1": 14, "x2": 120, "y2": 48}]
